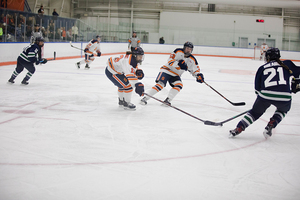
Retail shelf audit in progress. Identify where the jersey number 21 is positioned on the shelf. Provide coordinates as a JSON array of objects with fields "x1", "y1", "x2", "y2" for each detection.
[{"x1": 264, "y1": 67, "x2": 287, "y2": 88}]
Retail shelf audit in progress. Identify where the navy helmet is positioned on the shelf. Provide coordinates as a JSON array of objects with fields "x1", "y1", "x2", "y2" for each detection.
[
  {"x1": 132, "y1": 47, "x2": 144, "y2": 63},
  {"x1": 132, "y1": 47, "x2": 144, "y2": 55},
  {"x1": 183, "y1": 41, "x2": 194, "y2": 56},
  {"x1": 266, "y1": 47, "x2": 280, "y2": 61},
  {"x1": 184, "y1": 41, "x2": 194, "y2": 49}
]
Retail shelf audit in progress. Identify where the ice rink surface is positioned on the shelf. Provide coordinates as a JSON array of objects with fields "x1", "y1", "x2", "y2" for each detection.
[{"x1": 0, "y1": 53, "x2": 300, "y2": 200}]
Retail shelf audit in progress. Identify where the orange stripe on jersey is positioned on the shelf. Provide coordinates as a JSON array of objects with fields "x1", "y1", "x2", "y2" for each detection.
[
  {"x1": 176, "y1": 50, "x2": 184, "y2": 54},
  {"x1": 113, "y1": 74, "x2": 128, "y2": 88},
  {"x1": 161, "y1": 65, "x2": 179, "y2": 76},
  {"x1": 189, "y1": 56, "x2": 196, "y2": 64},
  {"x1": 128, "y1": 39, "x2": 131, "y2": 43},
  {"x1": 112, "y1": 76, "x2": 131, "y2": 89},
  {"x1": 168, "y1": 59, "x2": 176, "y2": 66},
  {"x1": 126, "y1": 73, "x2": 138, "y2": 81},
  {"x1": 156, "y1": 72, "x2": 163, "y2": 82},
  {"x1": 137, "y1": 40, "x2": 141, "y2": 43},
  {"x1": 109, "y1": 58, "x2": 122, "y2": 74},
  {"x1": 193, "y1": 69, "x2": 200, "y2": 75}
]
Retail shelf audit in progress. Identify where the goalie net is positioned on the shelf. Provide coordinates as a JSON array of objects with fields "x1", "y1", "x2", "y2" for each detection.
[{"x1": 253, "y1": 46, "x2": 262, "y2": 60}]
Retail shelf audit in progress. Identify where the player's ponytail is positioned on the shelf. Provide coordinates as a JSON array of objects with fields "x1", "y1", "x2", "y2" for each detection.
[{"x1": 276, "y1": 59, "x2": 293, "y2": 74}]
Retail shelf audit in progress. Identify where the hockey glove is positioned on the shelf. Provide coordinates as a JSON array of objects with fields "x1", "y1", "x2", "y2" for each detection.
[
  {"x1": 97, "y1": 52, "x2": 101, "y2": 57},
  {"x1": 84, "y1": 48, "x2": 89, "y2": 53},
  {"x1": 135, "y1": 82, "x2": 144, "y2": 96},
  {"x1": 291, "y1": 78, "x2": 300, "y2": 93},
  {"x1": 178, "y1": 60, "x2": 188, "y2": 71},
  {"x1": 135, "y1": 69, "x2": 144, "y2": 80},
  {"x1": 196, "y1": 73, "x2": 204, "y2": 83},
  {"x1": 40, "y1": 58, "x2": 47, "y2": 64}
]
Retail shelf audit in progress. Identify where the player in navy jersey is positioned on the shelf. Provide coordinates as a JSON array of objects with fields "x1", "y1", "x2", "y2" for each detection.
[
  {"x1": 8, "y1": 37, "x2": 47, "y2": 85},
  {"x1": 140, "y1": 41, "x2": 204, "y2": 106},
  {"x1": 230, "y1": 48, "x2": 300, "y2": 138},
  {"x1": 105, "y1": 47, "x2": 145, "y2": 110}
]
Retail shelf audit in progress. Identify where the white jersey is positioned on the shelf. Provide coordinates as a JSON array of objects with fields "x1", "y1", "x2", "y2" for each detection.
[
  {"x1": 160, "y1": 48, "x2": 200, "y2": 77},
  {"x1": 85, "y1": 39, "x2": 100, "y2": 55},
  {"x1": 106, "y1": 54, "x2": 141, "y2": 86},
  {"x1": 261, "y1": 44, "x2": 269, "y2": 52}
]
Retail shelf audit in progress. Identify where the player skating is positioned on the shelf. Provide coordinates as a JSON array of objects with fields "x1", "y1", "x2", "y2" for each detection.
[
  {"x1": 140, "y1": 41, "x2": 204, "y2": 106},
  {"x1": 128, "y1": 31, "x2": 141, "y2": 52},
  {"x1": 76, "y1": 35, "x2": 101, "y2": 69},
  {"x1": 8, "y1": 37, "x2": 47, "y2": 85},
  {"x1": 229, "y1": 48, "x2": 300, "y2": 138},
  {"x1": 105, "y1": 47, "x2": 145, "y2": 110}
]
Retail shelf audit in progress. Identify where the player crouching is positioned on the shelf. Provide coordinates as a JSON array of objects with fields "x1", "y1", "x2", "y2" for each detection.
[
  {"x1": 229, "y1": 48, "x2": 300, "y2": 139},
  {"x1": 76, "y1": 35, "x2": 101, "y2": 69},
  {"x1": 105, "y1": 47, "x2": 145, "y2": 110}
]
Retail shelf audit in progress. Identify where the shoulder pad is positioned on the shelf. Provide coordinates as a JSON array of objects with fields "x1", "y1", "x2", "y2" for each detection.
[
  {"x1": 91, "y1": 39, "x2": 98, "y2": 43},
  {"x1": 173, "y1": 48, "x2": 184, "y2": 54},
  {"x1": 188, "y1": 54, "x2": 198, "y2": 65}
]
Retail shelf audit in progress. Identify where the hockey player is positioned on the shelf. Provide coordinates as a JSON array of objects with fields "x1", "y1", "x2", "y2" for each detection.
[
  {"x1": 105, "y1": 47, "x2": 145, "y2": 110},
  {"x1": 260, "y1": 43, "x2": 269, "y2": 61},
  {"x1": 76, "y1": 35, "x2": 101, "y2": 69},
  {"x1": 229, "y1": 48, "x2": 300, "y2": 139},
  {"x1": 140, "y1": 41, "x2": 204, "y2": 106},
  {"x1": 128, "y1": 31, "x2": 141, "y2": 52},
  {"x1": 8, "y1": 37, "x2": 47, "y2": 85}
]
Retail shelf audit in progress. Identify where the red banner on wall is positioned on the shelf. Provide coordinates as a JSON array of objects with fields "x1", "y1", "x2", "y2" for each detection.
[{"x1": 0, "y1": 0, "x2": 25, "y2": 11}]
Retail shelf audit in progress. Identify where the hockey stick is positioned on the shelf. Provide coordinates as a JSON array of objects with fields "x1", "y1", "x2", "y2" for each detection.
[
  {"x1": 39, "y1": 52, "x2": 56, "y2": 63},
  {"x1": 143, "y1": 93, "x2": 206, "y2": 123},
  {"x1": 204, "y1": 81, "x2": 246, "y2": 106},
  {"x1": 47, "y1": 51, "x2": 56, "y2": 61},
  {"x1": 204, "y1": 109, "x2": 250, "y2": 126},
  {"x1": 70, "y1": 41, "x2": 84, "y2": 51},
  {"x1": 70, "y1": 41, "x2": 94, "y2": 55}
]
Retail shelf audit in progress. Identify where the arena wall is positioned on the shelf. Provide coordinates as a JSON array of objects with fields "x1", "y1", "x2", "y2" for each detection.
[{"x1": 1, "y1": 42, "x2": 300, "y2": 66}]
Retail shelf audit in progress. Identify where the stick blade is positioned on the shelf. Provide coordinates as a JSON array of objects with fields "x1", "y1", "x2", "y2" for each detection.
[
  {"x1": 204, "y1": 120, "x2": 223, "y2": 126},
  {"x1": 232, "y1": 102, "x2": 246, "y2": 106}
]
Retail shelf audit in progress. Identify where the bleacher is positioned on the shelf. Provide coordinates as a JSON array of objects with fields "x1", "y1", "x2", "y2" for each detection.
[{"x1": 0, "y1": 8, "x2": 81, "y2": 43}]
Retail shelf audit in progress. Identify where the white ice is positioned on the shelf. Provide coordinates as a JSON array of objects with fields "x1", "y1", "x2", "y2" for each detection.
[{"x1": 0, "y1": 54, "x2": 300, "y2": 200}]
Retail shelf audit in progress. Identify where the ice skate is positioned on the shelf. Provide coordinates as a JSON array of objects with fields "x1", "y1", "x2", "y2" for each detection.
[
  {"x1": 21, "y1": 79, "x2": 29, "y2": 85},
  {"x1": 76, "y1": 62, "x2": 80, "y2": 69},
  {"x1": 229, "y1": 126, "x2": 244, "y2": 137},
  {"x1": 118, "y1": 98, "x2": 124, "y2": 107},
  {"x1": 162, "y1": 97, "x2": 171, "y2": 106},
  {"x1": 263, "y1": 119, "x2": 275, "y2": 139},
  {"x1": 8, "y1": 77, "x2": 15, "y2": 84},
  {"x1": 123, "y1": 101, "x2": 136, "y2": 110},
  {"x1": 85, "y1": 64, "x2": 90, "y2": 70},
  {"x1": 140, "y1": 97, "x2": 147, "y2": 105}
]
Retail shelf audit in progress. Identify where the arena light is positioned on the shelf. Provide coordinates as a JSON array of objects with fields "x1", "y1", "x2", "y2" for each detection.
[{"x1": 256, "y1": 19, "x2": 264, "y2": 23}]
